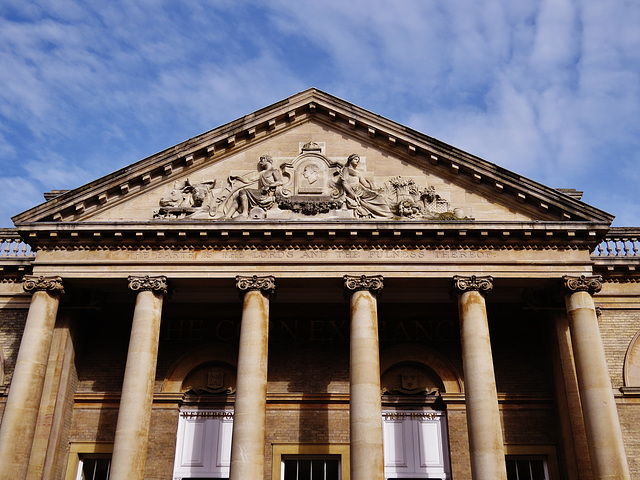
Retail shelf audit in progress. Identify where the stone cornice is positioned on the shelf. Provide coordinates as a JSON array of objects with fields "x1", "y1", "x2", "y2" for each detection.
[{"x1": 15, "y1": 220, "x2": 611, "y2": 251}]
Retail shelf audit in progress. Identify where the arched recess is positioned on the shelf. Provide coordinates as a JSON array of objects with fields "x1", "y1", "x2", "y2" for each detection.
[
  {"x1": 623, "y1": 328, "x2": 640, "y2": 386},
  {"x1": 162, "y1": 344, "x2": 238, "y2": 393},
  {"x1": 380, "y1": 344, "x2": 463, "y2": 394}
]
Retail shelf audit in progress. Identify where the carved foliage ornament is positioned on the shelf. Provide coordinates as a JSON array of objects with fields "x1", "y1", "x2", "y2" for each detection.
[
  {"x1": 22, "y1": 275, "x2": 65, "y2": 295},
  {"x1": 452, "y1": 275, "x2": 494, "y2": 294},
  {"x1": 128, "y1": 275, "x2": 168, "y2": 295},
  {"x1": 562, "y1": 275, "x2": 602, "y2": 295},
  {"x1": 236, "y1": 275, "x2": 276, "y2": 296},
  {"x1": 344, "y1": 274, "x2": 384, "y2": 294}
]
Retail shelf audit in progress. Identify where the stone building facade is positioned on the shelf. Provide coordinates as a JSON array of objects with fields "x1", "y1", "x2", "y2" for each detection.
[{"x1": 0, "y1": 89, "x2": 639, "y2": 480}]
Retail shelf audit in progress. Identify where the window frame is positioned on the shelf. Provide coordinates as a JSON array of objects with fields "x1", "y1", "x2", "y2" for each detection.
[
  {"x1": 504, "y1": 445, "x2": 560, "y2": 480},
  {"x1": 272, "y1": 444, "x2": 349, "y2": 480},
  {"x1": 65, "y1": 442, "x2": 113, "y2": 480}
]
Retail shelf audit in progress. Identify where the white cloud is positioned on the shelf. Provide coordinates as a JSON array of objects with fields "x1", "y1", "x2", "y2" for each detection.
[{"x1": 0, "y1": 0, "x2": 639, "y2": 226}]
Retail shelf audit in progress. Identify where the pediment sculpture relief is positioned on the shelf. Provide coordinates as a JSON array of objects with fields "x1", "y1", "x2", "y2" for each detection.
[{"x1": 154, "y1": 143, "x2": 471, "y2": 221}]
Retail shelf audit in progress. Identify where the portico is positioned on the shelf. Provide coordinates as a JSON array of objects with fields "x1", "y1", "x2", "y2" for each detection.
[{"x1": 1, "y1": 89, "x2": 635, "y2": 480}]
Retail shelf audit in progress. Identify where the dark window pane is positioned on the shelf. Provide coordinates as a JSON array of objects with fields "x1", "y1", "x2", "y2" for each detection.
[
  {"x1": 94, "y1": 459, "x2": 110, "y2": 480},
  {"x1": 326, "y1": 459, "x2": 339, "y2": 480},
  {"x1": 311, "y1": 459, "x2": 324, "y2": 479},
  {"x1": 517, "y1": 459, "x2": 532, "y2": 480},
  {"x1": 506, "y1": 459, "x2": 517, "y2": 480},
  {"x1": 82, "y1": 458, "x2": 97, "y2": 479},
  {"x1": 531, "y1": 459, "x2": 546, "y2": 480},
  {"x1": 299, "y1": 459, "x2": 311, "y2": 479},
  {"x1": 284, "y1": 459, "x2": 297, "y2": 480}
]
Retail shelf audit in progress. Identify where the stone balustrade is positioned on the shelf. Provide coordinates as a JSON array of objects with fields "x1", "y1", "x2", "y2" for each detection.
[
  {"x1": 592, "y1": 228, "x2": 640, "y2": 258},
  {"x1": 0, "y1": 228, "x2": 34, "y2": 259}
]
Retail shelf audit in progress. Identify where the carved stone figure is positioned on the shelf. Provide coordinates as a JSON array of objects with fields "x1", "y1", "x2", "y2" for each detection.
[
  {"x1": 153, "y1": 144, "x2": 470, "y2": 221},
  {"x1": 222, "y1": 155, "x2": 284, "y2": 219},
  {"x1": 339, "y1": 154, "x2": 393, "y2": 219},
  {"x1": 155, "y1": 179, "x2": 216, "y2": 218}
]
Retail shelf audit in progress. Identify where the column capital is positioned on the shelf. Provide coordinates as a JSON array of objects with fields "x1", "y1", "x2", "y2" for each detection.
[
  {"x1": 452, "y1": 275, "x2": 493, "y2": 295},
  {"x1": 344, "y1": 274, "x2": 384, "y2": 294},
  {"x1": 236, "y1": 275, "x2": 276, "y2": 296},
  {"x1": 562, "y1": 275, "x2": 602, "y2": 295},
  {"x1": 128, "y1": 275, "x2": 168, "y2": 295},
  {"x1": 22, "y1": 275, "x2": 65, "y2": 295}
]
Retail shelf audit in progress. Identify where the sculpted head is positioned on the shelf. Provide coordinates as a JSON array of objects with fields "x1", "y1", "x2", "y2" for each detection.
[
  {"x1": 258, "y1": 155, "x2": 273, "y2": 169},
  {"x1": 346, "y1": 153, "x2": 360, "y2": 167}
]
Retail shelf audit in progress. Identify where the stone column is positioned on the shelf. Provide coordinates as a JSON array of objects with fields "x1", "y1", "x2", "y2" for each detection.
[
  {"x1": 229, "y1": 275, "x2": 275, "y2": 480},
  {"x1": 453, "y1": 275, "x2": 507, "y2": 480},
  {"x1": 563, "y1": 275, "x2": 631, "y2": 480},
  {"x1": 0, "y1": 275, "x2": 64, "y2": 480},
  {"x1": 109, "y1": 275, "x2": 168, "y2": 480},
  {"x1": 344, "y1": 274, "x2": 385, "y2": 480}
]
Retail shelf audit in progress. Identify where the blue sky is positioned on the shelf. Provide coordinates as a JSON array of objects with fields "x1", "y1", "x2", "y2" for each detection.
[{"x1": 1, "y1": 0, "x2": 639, "y2": 226}]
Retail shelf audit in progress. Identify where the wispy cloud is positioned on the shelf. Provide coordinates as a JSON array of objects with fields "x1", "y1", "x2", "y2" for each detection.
[{"x1": 0, "y1": 0, "x2": 639, "y2": 226}]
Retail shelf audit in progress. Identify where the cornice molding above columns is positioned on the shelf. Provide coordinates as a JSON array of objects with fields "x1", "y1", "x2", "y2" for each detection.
[
  {"x1": 452, "y1": 275, "x2": 493, "y2": 295},
  {"x1": 562, "y1": 274, "x2": 602, "y2": 295},
  {"x1": 128, "y1": 275, "x2": 168, "y2": 295},
  {"x1": 235, "y1": 275, "x2": 276, "y2": 297},
  {"x1": 22, "y1": 275, "x2": 65, "y2": 295},
  {"x1": 344, "y1": 274, "x2": 384, "y2": 294}
]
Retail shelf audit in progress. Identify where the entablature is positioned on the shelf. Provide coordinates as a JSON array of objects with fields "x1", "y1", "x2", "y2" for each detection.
[{"x1": 17, "y1": 220, "x2": 609, "y2": 251}]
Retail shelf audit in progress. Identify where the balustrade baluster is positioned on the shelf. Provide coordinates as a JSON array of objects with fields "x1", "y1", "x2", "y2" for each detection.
[{"x1": 606, "y1": 240, "x2": 614, "y2": 256}]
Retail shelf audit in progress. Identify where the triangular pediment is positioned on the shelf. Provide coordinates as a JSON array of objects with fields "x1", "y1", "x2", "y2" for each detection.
[{"x1": 12, "y1": 88, "x2": 613, "y2": 234}]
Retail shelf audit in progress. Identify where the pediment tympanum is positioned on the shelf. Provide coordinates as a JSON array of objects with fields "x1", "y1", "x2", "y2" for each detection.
[
  {"x1": 153, "y1": 141, "x2": 463, "y2": 222},
  {"x1": 12, "y1": 89, "x2": 613, "y2": 228}
]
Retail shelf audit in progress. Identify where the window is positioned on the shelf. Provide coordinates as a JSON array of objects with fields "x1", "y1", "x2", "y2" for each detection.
[
  {"x1": 506, "y1": 456, "x2": 548, "y2": 480},
  {"x1": 272, "y1": 444, "x2": 349, "y2": 480},
  {"x1": 65, "y1": 443, "x2": 112, "y2": 480},
  {"x1": 173, "y1": 409, "x2": 234, "y2": 480},
  {"x1": 76, "y1": 454, "x2": 111, "y2": 480},
  {"x1": 503, "y1": 445, "x2": 559, "y2": 480},
  {"x1": 282, "y1": 456, "x2": 340, "y2": 480},
  {"x1": 382, "y1": 410, "x2": 450, "y2": 479}
]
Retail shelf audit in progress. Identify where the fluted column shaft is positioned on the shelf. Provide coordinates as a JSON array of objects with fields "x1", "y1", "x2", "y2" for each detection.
[
  {"x1": 453, "y1": 275, "x2": 507, "y2": 480},
  {"x1": 109, "y1": 276, "x2": 167, "y2": 480},
  {"x1": 229, "y1": 275, "x2": 275, "y2": 480},
  {"x1": 0, "y1": 276, "x2": 64, "y2": 480},
  {"x1": 563, "y1": 275, "x2": 630, "y2": 480},
  {"x1": 345, "y1": 275, "x2": 385, "y2": 480}
]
